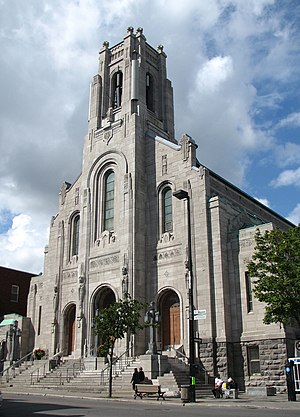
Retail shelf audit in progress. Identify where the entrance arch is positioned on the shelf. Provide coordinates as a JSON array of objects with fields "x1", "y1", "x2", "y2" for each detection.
[
  {"x1": 159, "y1": 290, "x2": 181, "y2": 350},
  {"x1": 91, "y1": 286, "x2": 116, "y2": 355},
  {"x1": 64, "y1": 304, "x2": 76, "y2": 356}
]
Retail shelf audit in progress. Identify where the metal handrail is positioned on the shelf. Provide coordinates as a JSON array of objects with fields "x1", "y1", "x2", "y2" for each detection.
[
  {"x1": 1, "y1": 351, "x2": 34, "y2": 383},
  {"x1": 100, "y1": 343, "x2": 134, "y2": 386},
  {"x1": 30, "y1": 361, "x2": 48, "y2": 384},
  {"x1": 170, "y1": 345, "x2": 189, "y2": 362},
  {"x1": 30, "y1": 357, "x2": 85, "y2": 386},
  {"x1": 170, "y1": 346, "x2": 209, "y2": 384}
]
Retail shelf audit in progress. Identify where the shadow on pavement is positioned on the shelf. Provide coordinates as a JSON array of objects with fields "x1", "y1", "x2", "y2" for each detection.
[{"x1": 1, "y1": 397, "x2": 88, "y2": 417}]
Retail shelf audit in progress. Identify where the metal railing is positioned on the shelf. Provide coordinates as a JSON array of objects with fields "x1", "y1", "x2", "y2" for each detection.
[
  {"x1": 100, "y1": 344, "x2": 134, "y2": 386},
  {"x1": 30, "y1": 356, "x2": 85, "y2": 386},
  {"x1": 170, "y1": 345, "x2": 209, "y2": 385},
  {"x1": 30, "y1": 361, "x2": 48, "y2": 384},
  {"x1": 1, "y1": 351, "x2": 34, "y2": 383},
  {"x1": 170, "y1": 345, "x2": 189, "y2": 363}
]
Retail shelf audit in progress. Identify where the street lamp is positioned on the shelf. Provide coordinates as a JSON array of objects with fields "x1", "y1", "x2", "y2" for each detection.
[
  {"x1": 173, "y1": 189, "x2": 196, "y2": 402},
  {"x1": 144, "y1": 301, "x2": 160, "y2": 355}
]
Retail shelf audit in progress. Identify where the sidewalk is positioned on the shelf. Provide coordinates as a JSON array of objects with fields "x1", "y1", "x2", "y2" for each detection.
[{"x1": 1, "y1": 385, "x2": 299, "y2": 410}]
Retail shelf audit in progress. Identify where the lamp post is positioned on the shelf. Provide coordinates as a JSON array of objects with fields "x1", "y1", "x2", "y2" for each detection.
[
  {"x1": 144, "y1": 301, "x2": 160, "y2": 355},
  {"x1": 92, "y1": 308, "x2": 99, "y2": 357},
  {"x1": 173, "y1": 189, "x2": 196, "y2": 402}
]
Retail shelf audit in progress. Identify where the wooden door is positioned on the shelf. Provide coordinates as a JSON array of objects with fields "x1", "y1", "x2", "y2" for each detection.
[
  {"x1": 162, "y1": 302, "x2": 180, "y2": 348},
  {"x1": 170, "y1": 303, "x2": 180, "y2": 345}
]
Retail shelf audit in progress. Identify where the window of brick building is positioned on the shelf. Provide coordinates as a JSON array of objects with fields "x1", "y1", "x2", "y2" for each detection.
[{"x1": 10, "y1": 285, "x2": 19, "y2": 302}]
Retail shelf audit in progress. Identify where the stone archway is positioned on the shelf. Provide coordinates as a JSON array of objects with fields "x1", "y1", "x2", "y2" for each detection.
[
  {"x1": 64, "y1": 304, "x2": 76, "y2": 356},
  {"x1": 159, "y1": 290, "x2": 181, "y2": 350},
  {"x1": 91, "y1": 286, "x2": 116, "y2": 356}
]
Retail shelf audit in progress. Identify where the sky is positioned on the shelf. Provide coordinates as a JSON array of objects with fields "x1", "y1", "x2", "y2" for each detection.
[{"x1": 0, "y1": 0, "x2": 299, "y2": 274}]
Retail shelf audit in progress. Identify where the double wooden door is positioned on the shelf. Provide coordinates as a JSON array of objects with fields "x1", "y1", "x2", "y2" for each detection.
[{"x1": 162, "y1": 302, "x2": 180, "y2": 349}]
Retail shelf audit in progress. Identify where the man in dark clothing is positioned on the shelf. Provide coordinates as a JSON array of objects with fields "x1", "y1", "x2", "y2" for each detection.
[
  {"x1": 138, "y1": 367, "x2": 145, "y2": 382},
  {"x1": 131, "y1": 368, "x2": 140, "y2": 390}
]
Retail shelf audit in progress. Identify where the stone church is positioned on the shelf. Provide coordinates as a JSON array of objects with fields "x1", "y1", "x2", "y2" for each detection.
[{"x1": 27, "y1": 27, "x2": 298, "y2": 391}]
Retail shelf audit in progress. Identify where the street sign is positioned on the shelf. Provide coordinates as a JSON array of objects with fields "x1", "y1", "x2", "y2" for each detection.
[{"x1": 194, "y1": 309, "x2": 206, "y2": 320}]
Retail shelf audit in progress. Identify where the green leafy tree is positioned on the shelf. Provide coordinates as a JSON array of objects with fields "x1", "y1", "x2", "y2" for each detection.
[
  {"x1": 94, "y1": 295, "x2": 145, "y2": 397},
  {"x1": 247, "y1": 225, "x2": 300, "y2": 327}
]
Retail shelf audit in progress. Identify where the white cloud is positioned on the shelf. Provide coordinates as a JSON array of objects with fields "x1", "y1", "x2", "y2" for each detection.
[
  {"x1": 0, "y1": 214, "x2": 48, "y2": 273},
  {"x1": 274, "y1": 142, "x2": 300, "y2": 167},
  {"x1": 195, "y1": 56, "x2": 233, "y2": 93},
  {"x1": 276, "y1": 112, "x2": 300, "y2": 129},
  {"x1": 271, "y1": 167, "x2": 300, "y2": 188},
  {"x1": 287, "y1": 203, "x2": 300, "y2": 226},
  {"x1": 254, "y1": 197, "x2": 270, "y2": 207}
]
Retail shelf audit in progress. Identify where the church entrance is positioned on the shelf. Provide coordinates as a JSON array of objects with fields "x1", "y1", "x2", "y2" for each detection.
[
  {"x1": 159, "y1": 290, "x2": 180, "y2": 350},
  {"x1": 64, "y1": 304, "x2": 76, "y2": 356},
  {"x1": 91, "y1": 286, "x2": 116, "y2": 356}
]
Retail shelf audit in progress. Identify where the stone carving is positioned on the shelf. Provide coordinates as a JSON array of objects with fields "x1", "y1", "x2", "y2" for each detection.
[
  {"x1": 53, "y1": 285, "x2": 59, "y2": 312},
  {"x1": 106, "y1": 107, "x2": 113, "y2": 122},
  {"x1": 121, "y1": 264, "x2": 129, "y2": 297},
  {"x1": 103, "y1": 129, "x2": 113, "y2": 144},
  {"x1": 159, "y1": 232, "x2": 174, "y2": 244},
  {"x1": 6, "y1": 321, "x2": 21, "y2": 363},
  {"x1": 95, "y1": 230, "x2": 116, "y2": 248},
  {"x1": 240, "y1": 239, "x2": 253, "y2": 249},
  {"x1": 153, "y1": 247, "x2": 181, "y2": 263},
  {"x1": 90, "y1": 254, "x2": 119, "y2": 271},
  {"x1": 63, "y1": 269, "x2": 77, "y2": 283},
  {"x1": 77, "y1": 263, "x2": 86, "y2": 326},
  {"x1": 180, "y1": 134, "x2": 190, "y2": 161},
  {"x1": 59, "y1": 182, "x2": 71, "y2": 205},
  {"x1": 75, "y1": 187, "x2": 80, "y2": 205},
  {"x1": 162, "y1": 154, "x2": 167, "y2": 175}
]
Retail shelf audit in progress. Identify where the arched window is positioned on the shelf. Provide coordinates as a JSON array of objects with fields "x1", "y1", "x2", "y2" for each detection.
[
  {"x1": 146, "y1": 72, "x2": 154, "y2": 112},
  {"x1": 162, "y1": 187, "x2": 173, "y2": 233},
  {"x1": 71, "y1": 215, "x2": 80, "y2": 256},
  {"x1": 112, "y1": 71, "x2": 123, "y2": 108},
  {"x1": 103, "y1": 171, "x2": 115, "y2": 231}
]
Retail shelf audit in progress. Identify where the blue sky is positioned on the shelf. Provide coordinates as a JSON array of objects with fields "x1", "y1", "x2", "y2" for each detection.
[{"x1": 0, "y1": 0, "x2": 299, "y2": 273}]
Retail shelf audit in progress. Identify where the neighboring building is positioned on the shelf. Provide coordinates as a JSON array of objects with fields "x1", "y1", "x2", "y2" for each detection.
[
  {"x1": 27, "y1": 27, "x2": 299, "y2": 391},
  {"x1": 0, "y1": 266, "x2": 37, "y2": 318}
]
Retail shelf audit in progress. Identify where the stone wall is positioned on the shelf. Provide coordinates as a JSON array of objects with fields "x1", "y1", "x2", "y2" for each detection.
[{"x1": 242, "y1": 338, "x2": 287, "y2": 392}]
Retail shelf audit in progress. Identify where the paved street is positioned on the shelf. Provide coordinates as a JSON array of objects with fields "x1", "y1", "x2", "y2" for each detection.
[{"x1": 1, "y1": 393, "x2": 300, "y2": 417}]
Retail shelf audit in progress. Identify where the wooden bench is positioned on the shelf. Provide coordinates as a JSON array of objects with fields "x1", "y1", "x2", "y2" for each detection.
[{"x1": 134, "y1": 384, "x2": 165, "y2": 400}]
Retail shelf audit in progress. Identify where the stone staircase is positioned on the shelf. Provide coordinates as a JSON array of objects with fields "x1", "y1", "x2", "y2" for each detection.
[
  {"x1": 1, "y1": 355, "x2": 213, "y2": 398},
  {"x1": 1, "y1": 358, "x2": 83, "y2": 391},
  {"x1": 1, "y1": 359, "x2": 52, "y2": 389}
]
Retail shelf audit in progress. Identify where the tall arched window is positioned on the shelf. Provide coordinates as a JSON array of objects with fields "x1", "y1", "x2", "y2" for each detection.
[
  {"x1": 71, "y1": 215, "x2": 80, "y2": 256},
  {"x1": 162, "y1": 188, "x2": 173, "y2": 233},
  {"x1": 146, "y1": 72, "x2": 154, "y2": 112},
  {"x1": 103, "y1": 171, "x2": 115, "y2": 231},
  {"x1": 112, "y1": 71, "x2": 123, "y2": 108}
]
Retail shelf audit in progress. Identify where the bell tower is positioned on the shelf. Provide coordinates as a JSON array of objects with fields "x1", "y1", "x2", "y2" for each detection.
[{"x1": 87, "y1": 26, "x2": 175, "y2": 142}]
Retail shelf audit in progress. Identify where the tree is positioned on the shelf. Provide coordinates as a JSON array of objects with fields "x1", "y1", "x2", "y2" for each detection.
[
  {"x1": 247, "y1": 225, "x2": 300, "y2": 327},
  {"x1": 94, "y1": 295, "x2": 145, "y2": 397}
]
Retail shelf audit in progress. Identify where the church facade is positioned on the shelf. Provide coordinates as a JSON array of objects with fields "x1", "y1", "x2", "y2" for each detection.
[{"x1": 27, "y1": 27, "x2": 298, "y2": 391}]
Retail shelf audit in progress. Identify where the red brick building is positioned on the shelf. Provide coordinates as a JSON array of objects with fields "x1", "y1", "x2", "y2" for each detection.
[{"x1": 0, "y1": 266, "x2": 37, "y2": 318}]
